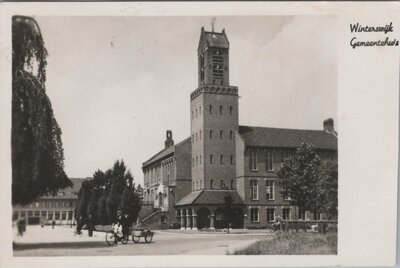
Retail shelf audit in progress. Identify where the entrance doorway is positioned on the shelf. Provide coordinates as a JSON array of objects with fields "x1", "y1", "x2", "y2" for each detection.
[{"x1": 197, "y1": 207, "x2": 210, "y2": 229}]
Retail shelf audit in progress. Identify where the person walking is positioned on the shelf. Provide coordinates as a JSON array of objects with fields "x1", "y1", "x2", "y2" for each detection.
[{"x1": 87, "y1": 215, "x2": 94, "y2": 237}]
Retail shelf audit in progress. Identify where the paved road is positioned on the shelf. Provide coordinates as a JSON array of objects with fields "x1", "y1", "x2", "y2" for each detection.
[{"x1": 13, "y1": 226, "x2": 273, "y2": 256}]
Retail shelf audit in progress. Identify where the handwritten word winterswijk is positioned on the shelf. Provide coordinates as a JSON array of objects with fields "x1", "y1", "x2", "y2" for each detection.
[{"x1": 350, "y1": 22, "x2": 398, "y2": 49}]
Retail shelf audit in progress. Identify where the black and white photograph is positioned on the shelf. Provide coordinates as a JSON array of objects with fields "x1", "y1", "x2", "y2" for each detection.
[{"x1": 0, "y1": 2, "x2": 398, "y2": 267}]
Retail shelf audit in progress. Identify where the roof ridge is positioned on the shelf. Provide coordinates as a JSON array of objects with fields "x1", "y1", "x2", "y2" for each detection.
[{"x1": 239, "y1": 125, "x2": 326, "y2": 133}]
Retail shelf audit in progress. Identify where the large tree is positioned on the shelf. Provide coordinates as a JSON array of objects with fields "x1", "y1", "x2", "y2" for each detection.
[
  {"x1": 277, "y1": 142, "x2": 338, "y2": 217},
  {"x1": 12, "y1": 16, "x2": 71, "y2": 205},
  {"x1": 76, "y1": 160, "x2": 143, "y2": 226}
]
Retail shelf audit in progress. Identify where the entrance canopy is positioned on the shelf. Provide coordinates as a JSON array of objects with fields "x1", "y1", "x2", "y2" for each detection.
[{"x1": 175, "y1": 190, "x2": 244, "y2": 206}]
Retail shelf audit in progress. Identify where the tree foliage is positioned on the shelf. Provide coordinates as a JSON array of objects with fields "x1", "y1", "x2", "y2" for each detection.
[
  {"x1": 12, "y1": 16, "x2": 71, "y2": 205},
  {"x1": 277, "y1": 142, "x2": 338, "y2": 217},
  {"x1": 76, "y1": 160, "x2": 143, "y2": 226}
]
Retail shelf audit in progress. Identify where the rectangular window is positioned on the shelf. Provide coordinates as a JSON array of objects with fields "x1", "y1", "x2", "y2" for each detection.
[
  {"x1": 210, "y1": 154, "x2": 214, "y2": 164},
  {"x1": 54, "y1": 211, "x2": 60, "y2": 220},
  {"x1": 283, "y1": 151, "x2": 291, "y2": 161},
  {"x1": 230, "y1": 106, "x2": 233, "y2": 115},
  {"x1": 192, "y1": 134, "x2": 194, "y2": 143},
  {"x1": 220, "y1": 155, "x2": 224, "y2": 164},
  {"x1": 267, "y1": 151, "x2": 274, "y2": 171},
  {"x1": 210, "y1": 180, "x2": 213, "y2": 189},
  {"x1": 220, "y1": 130, "x2": 223, "y2": 139},
  {"x1": 192, "y1": 111, "x2": 194, "y2": 120},
  {"x1": 219, "y1": 105, "x2": 223, "y2": 115},
  {"x1": 199, "y1": 130, "x2": 202, "y2": 140},
  {"x1": 192, "y1": 158, "x2": 194, "y2": 167},
  {"x1": 230, "y1": 131, "x2": 233, "y2": 140},
  {"x1": 231, "y1": 180, "x2": 234, "y2": 189},
  {"x1": 61, "y1": 211, "x2": 67, "y2": 220},
  {"x1": 250, "y1": 208, "x2": 259, "y2": 222},
  {"x1": 195, "y1": 133, "x2": 198, "y2": 142},
  {"x1": 282, "y1": 208, "x2": 291, "y2": 220},
  {"x1": 199, "y1": 106, "x2": 201, "y2": 115},
  {"x1": 209, "y1": 105, "x2": 213, "y2": 114},
  {"x1": 210, "y1": 130, "x2": 213, "y2": 139},
  {"x1": 200, "y1": 155, "x2": 202, "y2": 164},
  {"x1": 266, "y1": 180, "x2": 275, "y2": 200},
  {"x1": 282, "y1": 188, "x2": 291, "y2": 200},
  {"x1": 230, "y1": 155, "x2": 234, "y2": 164},
  {"x1": 250, "y1": 151, "x2": 258, "y2": 171},
  {"x1": 298, "y1": 208, "x2": 306, "y2": 220},
  {"x1": 250, "y1": 180, "x2": 258, "y2": 200},
  {"x1": 266, "y1": 208, "x2": 275, "y2": 222},
  {"x1": 48, "y1": 211, "x2": 53, "y2": 220}
]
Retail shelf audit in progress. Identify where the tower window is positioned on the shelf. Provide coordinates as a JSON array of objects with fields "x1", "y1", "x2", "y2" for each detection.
[
  {"x1": 209, "y1": 105, "x2": 213, "y2": 114},
  {"x1": 220, "y1": 180, "x2": 224, "y2": 189},
  {"x1": 230, "y1": 106, "x2": 233, "y2": 115},
  {"x1": 210, "y1": 154, "x2": 214, "y2": 164},
  {"x1": 220, "y1": 130, "x2": 223, "y2": 139},
  {"x1": 220, "y1": 155, "x2": 224, "y2": 164},
  {"x1": 192, "y1": 134, "x2": 194, "y2": 143},
  {"x1": 250, "y1": 151, "x2": 258, "y2": 171},
  {"x1": 200, "y1": 54, "x2": 205, "y2": 83},
  {"x1": 200, "y1": 130, "x2": 202, "y2": 140},
  {"x1": 210, "y1": 180, "x2": 213, "y2": 189},
  {"x1": 219, "y1": 105, "x2": 223, "y2": 115},
  {"x1": 192, "y1": 111, "x2": 194, "y2": 120},
  {"x1": 192, "y1": 158, "x2": 194, "y2": 167},
  {"x1": 196, "y1": 156, "x2": 198, "y2": 166},
  {"x1": 195, "y1": 108, "x2": 198, "y2": 118},
  {"x1": 231, "y1": 180, "x2": 234, "y2": 189},
  {"x1": 230, "y1": 155, "x2": 234, "y2": 164},
  {"x1": 210, "y1": 130, "x2": 213, "y2": 139},
  {"x1": 199, "y1": 106, "x2": 201, "y2": 115},
  {"x1": 195, "y1": 133, "x2": 198, "y2": 142},
  {"x1": 200, "y1": 155, "x2": 202, "y2": 164},
  {"x1": 267, "y1": 151, "x2": 274, "y2": 171},
  {"x1": 230, "y1": 131, "x2": 233, "y2": 140}
]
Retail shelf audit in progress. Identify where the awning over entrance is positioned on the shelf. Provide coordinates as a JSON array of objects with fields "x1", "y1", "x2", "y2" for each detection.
[
  {"x1": 175, "y1": 190, "x2": 244, "y2": 206},
  {"x1": 174, "y1": 190, "x2": 245, "y2": 230}
]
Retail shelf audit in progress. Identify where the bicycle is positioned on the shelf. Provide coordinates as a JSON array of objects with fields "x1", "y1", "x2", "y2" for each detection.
[{"x1": 105, "y1": 225, "x2": 128, "y2": 245}]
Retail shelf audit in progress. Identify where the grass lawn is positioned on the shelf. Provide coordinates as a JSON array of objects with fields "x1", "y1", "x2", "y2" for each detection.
[{"x1": 232, "y1": 231, "x2": 337, "y2": 255}]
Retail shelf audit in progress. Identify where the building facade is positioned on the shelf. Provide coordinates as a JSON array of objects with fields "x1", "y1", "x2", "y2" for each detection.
[
  {"x1": 141, "y1": 27, "x2": 337, "y2": 229},
  {"x1": 12, "y1": 178, "x2": 83, "y2": 225}
]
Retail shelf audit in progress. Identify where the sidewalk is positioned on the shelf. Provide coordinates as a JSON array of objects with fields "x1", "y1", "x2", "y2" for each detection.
[
  {"x1": 13, "y1": 225, "x2": 105, "y2": 244},
  {"x1": 158, "y1": 228, "x2": 275, "y2": 236}
]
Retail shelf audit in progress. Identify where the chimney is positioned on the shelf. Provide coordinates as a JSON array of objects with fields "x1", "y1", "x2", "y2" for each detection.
[
  {"x1": 323, "y1": 118, "x2": 334, "y2": 133},
  {"x1": 165, "y1": 130, "x2": 174, "y2": 148}
]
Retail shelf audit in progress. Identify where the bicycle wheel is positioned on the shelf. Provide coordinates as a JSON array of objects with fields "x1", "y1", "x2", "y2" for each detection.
[
  {"x1": 121, "y1": 234, "x2": 129, "y2": 245},
  {"x1": 105, "y1": 231, "x2": 116, "y2": 245},
  {"x1": 132, "y1": 236, "x2": 140, "y2": 243},
  {"x1": 144, "y1": 232, "x2": 153, "y2": 243}
]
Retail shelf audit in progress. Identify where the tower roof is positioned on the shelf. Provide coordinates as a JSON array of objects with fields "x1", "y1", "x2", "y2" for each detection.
[{"x1": 199, "y1": 27, "x2": 229, "y2": 49}]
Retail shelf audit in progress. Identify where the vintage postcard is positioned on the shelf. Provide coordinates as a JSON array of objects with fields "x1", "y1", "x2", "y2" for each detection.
[{"x1": 0, "y1": 2, "x2": 398, "y2": 267}]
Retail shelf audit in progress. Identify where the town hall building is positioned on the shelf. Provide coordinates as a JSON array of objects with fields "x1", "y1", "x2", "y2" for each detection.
[{"x1": 140, "y1": 26, "x2": 337, "y2": 229}]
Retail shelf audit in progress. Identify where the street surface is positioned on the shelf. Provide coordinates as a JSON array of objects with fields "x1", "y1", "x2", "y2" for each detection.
[{"x1": 13, "y1": 225, "x2": 273, "y2": 256}]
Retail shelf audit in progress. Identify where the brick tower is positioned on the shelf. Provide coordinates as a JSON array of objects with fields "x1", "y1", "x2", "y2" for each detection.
[{"x1": 190, "y1": 27, "x2": 239, "y2": 191}]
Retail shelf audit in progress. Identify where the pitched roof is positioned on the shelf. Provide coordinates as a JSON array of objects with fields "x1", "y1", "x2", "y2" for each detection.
[
  {"x1": 239, "y1": 125, "x2": 337, "y2": 150},
  {"x1": 175, "y1": 190, "x2": 244, "y2": 206},
  {"x1": 39, "y1": 178, "x2": 86, "y2": 200},
  {"x1": 142, "y1": 137, "x2": 191, "y2": 167},
  {"x1": 201, "y1": 30, "x2": 229, "y2": 49}
]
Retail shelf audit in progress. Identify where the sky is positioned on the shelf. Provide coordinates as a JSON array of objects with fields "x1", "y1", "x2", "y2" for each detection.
[{"x1": 35, "y1": 16, "x2": 337, "y2": 185}]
